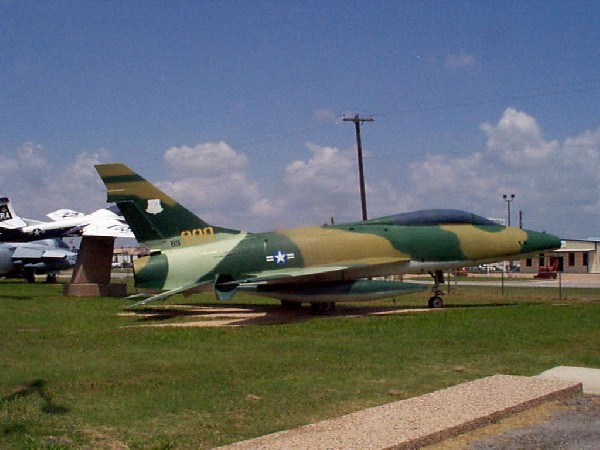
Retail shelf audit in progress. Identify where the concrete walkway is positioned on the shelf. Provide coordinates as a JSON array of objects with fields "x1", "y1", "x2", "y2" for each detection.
[
  {"x1": 218, "y1": 375, "x2": 582, "y2": 450},
  {"x1": 537, "y1": 366, "x2": 600, "y2": 394}
]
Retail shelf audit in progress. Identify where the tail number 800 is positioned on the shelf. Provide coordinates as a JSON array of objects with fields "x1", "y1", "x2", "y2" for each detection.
[{"x1": 173, "y1": 227, "x2": 216, "y2": 246}]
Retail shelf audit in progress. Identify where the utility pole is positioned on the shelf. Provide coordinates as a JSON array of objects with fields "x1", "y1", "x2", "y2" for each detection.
[
  {"x1": 343, "y1": 114, "x2": 374, "y2": 221},
  {"x1": 519, "y1": 210, "x2": 523, "y2": 229}
]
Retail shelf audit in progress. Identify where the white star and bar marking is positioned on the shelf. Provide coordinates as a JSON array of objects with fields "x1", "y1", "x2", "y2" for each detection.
[{"x1": 266, "y1": 250, "x2": 295, "y2": 265}]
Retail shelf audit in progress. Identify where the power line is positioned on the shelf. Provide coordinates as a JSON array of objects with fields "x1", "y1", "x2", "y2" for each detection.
[
  {"x1": 226, "y1": 78, "x2": 600, "y2": 153},
  {"x1": 373, "y1": 78, "x2": 600, "y2": 119}
]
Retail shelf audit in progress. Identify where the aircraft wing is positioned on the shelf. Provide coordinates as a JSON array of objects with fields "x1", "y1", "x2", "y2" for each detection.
[
  {"x1": 81, "y1": 219, "x2": 133, "y2": 238},
  {"x1": 127, "y1": 257, "x2": 411, "y2": 307},
  {"x1": 38, "y1": 208, "x2": 133, "y2": 238},
  {"x1": 39, "y1": 248, "x2": 74, "y2": 259},
  {"x1": 46, "y1": 209, "x2": 85, "y2": 221},
  {"x1": 0, "y1": 218, "x2": 28, "y2": 230},
  {"x1": 80, "y1": 208, "x2": 134, "y2": 238},
  {"x1": 22, "y1": 216, "x2": 88, "y2": 236},
  {"x1": 11, "y1": 247, "x2": 45, "y2": 260},
  {"x1": 12, "y1": 246, "x2": 73, "y2": 260},
  {"x1": 235, "y1": 256, "x2": 411, "y2": 285}
]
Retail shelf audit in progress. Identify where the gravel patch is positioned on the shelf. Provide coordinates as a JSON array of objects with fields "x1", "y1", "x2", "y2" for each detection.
[{"x1": 218, "y1": 375, "x2": 581, "y2": 450}]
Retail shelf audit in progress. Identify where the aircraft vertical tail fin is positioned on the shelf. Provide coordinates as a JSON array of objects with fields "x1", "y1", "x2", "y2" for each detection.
[
  {"x1": 0, "y1": 197, "x2": 27, "y2": 229},
  {"x1": 95, "y1": 164, "x2": 239, "y2": 246}
]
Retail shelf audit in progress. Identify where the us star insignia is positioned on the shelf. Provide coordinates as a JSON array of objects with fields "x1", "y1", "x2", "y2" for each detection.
[{"x1": 266, "y1": 250, "x2": 295, "y2": 265}]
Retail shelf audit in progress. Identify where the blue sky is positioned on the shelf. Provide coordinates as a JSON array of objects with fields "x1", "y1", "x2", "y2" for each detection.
[{"x1": 1, "y1": 1, "x2": 599, "y2": 238}]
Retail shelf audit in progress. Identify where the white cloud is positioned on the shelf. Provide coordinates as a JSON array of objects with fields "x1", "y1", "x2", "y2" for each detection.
[
  {"x1": 409, "y1": 152, "x2": 495, "y2": 202},
  {"x1": 557, "y1": 129, "x2": 600, "y2": 216},
  {"x1": 160, "y1": 141, "x2": 268, "y2": 230},
  {"x1": 4, "y1": 108, "x2": 599, "y2": 239},
  {"x1": 152, "y1": 115, "x2": 600, "y2": 237},
  {"x1": 480, "y1": 108, "x2": 559, "y2": 167},
  {"x1": 0, "y1": 142, "x2": 48, "y2": 181},
  {"x1": 403, "y1": 108, "x2": 600, "y2": 238},
  {"x1": 277, "y1": 143, "x2": 359, "y2": 225},
  {"x1": 45, "y1": 151, "x2": 110, "y2": 210},
  {"x1": 164, "y1": 141, "x2": 249, "y2": 177},
  {"x1": 0, "y1": 145, "x2": 110, "y2": 220},
  {"x1": 17, "y1": 141, "x2": 48, "y2": 170},
  {"x1": 445, "y1": 49, "x2": 477, "y2": 69},
  {"x1": 563, "y1": 128, "x2": 600, "y2": 176},
  {"x1": 285, "y1": 143, "x2": 355, "y2": 191}
]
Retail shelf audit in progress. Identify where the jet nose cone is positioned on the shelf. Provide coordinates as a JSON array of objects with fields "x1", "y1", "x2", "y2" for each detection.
[{"x1": 521, "y1": 230, "x2": 561, "y2": 254}]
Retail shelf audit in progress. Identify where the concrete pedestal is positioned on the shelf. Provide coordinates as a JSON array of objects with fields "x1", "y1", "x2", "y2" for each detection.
[{"x1": 64, "y1": 236, "x2": 127, "y2": 297}]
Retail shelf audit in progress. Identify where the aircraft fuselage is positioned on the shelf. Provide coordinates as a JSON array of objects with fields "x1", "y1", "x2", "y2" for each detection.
[{"x1": 133, "y1": 220, "x2": 560, "y2": 295}]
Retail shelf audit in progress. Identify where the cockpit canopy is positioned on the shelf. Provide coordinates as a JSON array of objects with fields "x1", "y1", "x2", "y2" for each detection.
[{"x1": 364, "y1": 209, "x2": 501, "y2": 227}]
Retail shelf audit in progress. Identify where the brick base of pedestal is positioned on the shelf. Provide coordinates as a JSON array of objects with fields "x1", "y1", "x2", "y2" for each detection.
[{"x1": 65, "y1": 235, "x2": 128, "y2": 298}]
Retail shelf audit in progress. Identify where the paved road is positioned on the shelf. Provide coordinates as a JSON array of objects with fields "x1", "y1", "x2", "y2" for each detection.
[
  {"x1": 468, "y1": 395, "x2": 600, "y2": 449},
  {"x1": 408, "y1": 273, "x2": 600, "y2": 289}
]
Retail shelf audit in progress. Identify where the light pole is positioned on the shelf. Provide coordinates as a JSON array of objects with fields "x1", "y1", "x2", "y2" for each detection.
[
  {"x1": 503, "y1": 194, "x2": 515, "y2": 226},
  {"x1": 503, "y1": 194, "x2": 516, "y2": 274}
]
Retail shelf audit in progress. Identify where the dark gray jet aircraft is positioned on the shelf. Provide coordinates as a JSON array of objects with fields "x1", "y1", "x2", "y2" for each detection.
[{"x1": 0, "y1": 238, "x2": 77, "y2": 283}]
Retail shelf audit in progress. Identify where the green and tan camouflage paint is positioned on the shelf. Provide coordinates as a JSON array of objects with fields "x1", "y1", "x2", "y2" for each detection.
[{"x1": 96, "y1": 164, "x2": 562, "y2": 297}]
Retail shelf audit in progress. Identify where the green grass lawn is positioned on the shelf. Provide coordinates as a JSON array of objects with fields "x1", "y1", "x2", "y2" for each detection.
[{"x1": 1, "y1": 280, "x2": 599, "y2": 449}]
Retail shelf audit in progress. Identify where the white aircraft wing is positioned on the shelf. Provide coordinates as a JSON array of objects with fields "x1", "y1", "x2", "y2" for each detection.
[
  {"x1": 46, "y1": 209, "x2": 85, "y2": 221},
  {"x1": 41, "y1": 208, "x2": 134, "y2": 238},
  {"x1": 81, "y1": 220, "x2": 133, "y2": 238},
  {"x1": 80, "y1": 209, "x2": 134, "y2": 238}
]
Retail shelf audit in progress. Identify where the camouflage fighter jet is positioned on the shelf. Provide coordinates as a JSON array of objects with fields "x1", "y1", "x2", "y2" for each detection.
[{"x1": 96, "y1": 164, "x2": 561, "y2": 312}]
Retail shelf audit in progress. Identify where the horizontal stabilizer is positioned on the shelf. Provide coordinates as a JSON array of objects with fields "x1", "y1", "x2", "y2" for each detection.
[{"x1": 127, "y1": 281, "x2": 212, "y2": 308}]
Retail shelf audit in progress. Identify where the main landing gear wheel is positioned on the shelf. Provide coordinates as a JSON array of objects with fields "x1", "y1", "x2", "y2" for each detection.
[
  {"x1": 428, "y1": 270, "x2": 445, "y2": 308},
  {"x1": 45, "y1": 274, "x2": 57, "y2": 284},
  {"x1": 428, "y1": 296, "x2": 444, "y2": 308},
  {"x1": 25, "y1": 269, "x2": 36, "y2": 284}
]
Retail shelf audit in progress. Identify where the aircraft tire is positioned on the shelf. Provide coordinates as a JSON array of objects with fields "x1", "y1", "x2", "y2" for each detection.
[
  {"x1": 428, "y1": 296, "x2": 444, "y2": 308},
  {"x1": 25, "y1": 269, "x2": 36, "y2": 284},
  {"x1": 46, "y1": 274, "x2": 57, "y2": 284}
]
